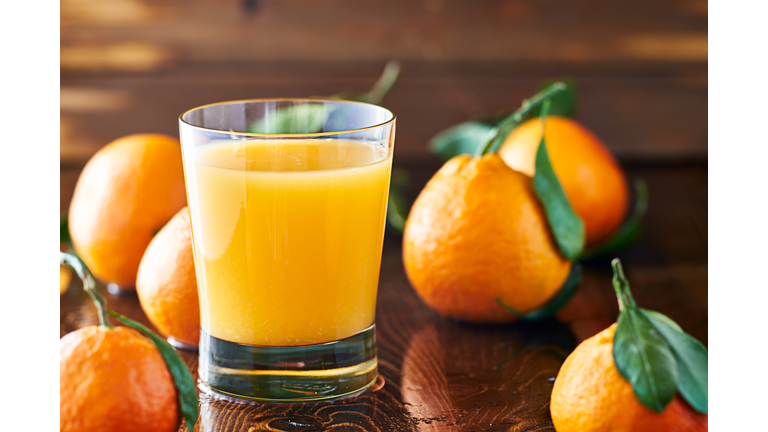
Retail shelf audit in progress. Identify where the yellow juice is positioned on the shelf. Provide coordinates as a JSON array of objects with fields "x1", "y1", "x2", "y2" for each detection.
[{"x1": 185, "y1": 139, "x2": 392, "y2": 346}]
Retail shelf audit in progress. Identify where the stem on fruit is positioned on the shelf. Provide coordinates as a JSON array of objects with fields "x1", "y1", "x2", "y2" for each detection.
[
  {"x1": 365, "y1": 60, "x2": 401, "y2": 105},
  {"x1": 611, "y1": 258, "x2": 637, "y2": 311},
  {"x1": 540, "y1": 99, "x2": 552, "y2": 131},
  {"x1": 60, "y1": 252, "x2": 112, "y2": 329},
  {"x1": 475, "y1": 82, "x2": 566, "y2": 157}
]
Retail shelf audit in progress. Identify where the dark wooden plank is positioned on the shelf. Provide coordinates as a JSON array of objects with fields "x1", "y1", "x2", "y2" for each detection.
[
  {"x1": 61, "y1": 60, "x2": 707, "y2": 166},
  {"x1": 60, "y1": 165, "x2": 707, "y2": 431},
  {"x1": 61, "y1": 0, "x2": 706, "y2": 65}
]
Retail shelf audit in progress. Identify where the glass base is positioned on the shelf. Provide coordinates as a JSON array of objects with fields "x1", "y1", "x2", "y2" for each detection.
[
  {"x1": 106, "y1": 283, "x2": 134, "y2": 295},
  {"x1": 199, "y1": 324, "x2": 377, "y2": 403},
  {"x1": 167, "y1": 337, "x2": 199, "y2": 352}
]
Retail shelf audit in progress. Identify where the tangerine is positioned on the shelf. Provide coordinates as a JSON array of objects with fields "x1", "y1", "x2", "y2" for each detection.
[
  {"x1": 60, "y1": 265, "x2": 71, "y2": 295},
  {"x1": 551, "y1": 324, "x2": 707, "y2": 432},
  {"x1": 499, "y1": 116, "x2": 628, "y2": 246},
  {"x1": 403, "y1": 153, "x2": 571, "y2": 322},
  {"x1": 137, "y1": 207, "x2": 200, "y2": 347},
  {"x1": 60, "y1": 325, "x2": 179, "y2": 432},
  {"x1": 68, "y1": 134, "x2": 187, "y2": 288}
]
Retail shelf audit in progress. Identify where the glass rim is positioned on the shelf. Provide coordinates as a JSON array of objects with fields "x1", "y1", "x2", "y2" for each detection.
[{"x1": 178, "y1": 97, "x2": 396, "y2": 138}]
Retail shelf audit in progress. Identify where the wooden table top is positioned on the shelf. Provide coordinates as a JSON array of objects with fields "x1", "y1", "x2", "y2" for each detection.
[{"x1": 60, "y1": 161, "x2": 707, "y2": 431}]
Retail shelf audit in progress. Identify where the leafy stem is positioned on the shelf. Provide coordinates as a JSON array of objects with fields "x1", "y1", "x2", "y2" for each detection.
[
  {"x1": 60, "y1": 214, "x2": 74, "y2": 252},
  {"x1": 539, "y1": 99, "x2": 552, "y2": 131},
  {"x1": 328, "y1": 60, "x2": 401, "y2": 105},
  {"x1": 60, "y1": 250, "x2": 199, "y2": 429},
  {"x1": 611, "y1": 258, "x2": 637, "y2": 311},
  {"x1": 614, "y1": 306, "x2": 677, "y2": 413},
  {"x1": 362, "y1": 60, "x2": 401, "y2": 105},
  {"x1": 611, "y1": 258, "x2": 678, "y2": 413},
  {"x1": 475, "y1": 82, "x2": 567, "y2": 157},
  {"x1": 642, "y1": 309, "x2": 709, "y2": 413},
  {"x1": 531, "y1": 100, "x2": 585, "y2": 259},
  {"x1": 60, "y1": 252, "x2": 112, "y2": 329},
  {"x1": 610, "y1": 258, "x2": 708, "y2": 414}
]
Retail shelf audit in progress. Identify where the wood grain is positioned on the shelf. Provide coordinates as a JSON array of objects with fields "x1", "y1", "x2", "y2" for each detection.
[
  {"x1": 60, "y1": 60, "x2": 707, "y2": 167},
  {"x1": 61, "y1": 0, "x2": 706, "y2": 64},
  {"x1": 60, "y1": 0, "x2": 707, "y2": 166},
  {"x1": 60, "y1": 165, "x2": 707, "y2": 431}
]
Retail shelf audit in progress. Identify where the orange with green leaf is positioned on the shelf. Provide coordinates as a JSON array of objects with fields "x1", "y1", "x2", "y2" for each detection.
[
  {"x1": 404, "y1": 84, "x2": 586, "y2": 322},
  {"x1": 59, "y1": 63, "x2": 407, "y2": 427},
  {"x1": 429, "y1": 82, "x2": 648, "y2": 258},
  {"x1": 550, "y1": 259, "x2": 707, "y2": 432},
  {"x1": 499, "y1": 115, "x2": 629, "y2": 246},
  {"x1": 60, "y1": 253, "x2": 198, "y2": 432},
  {"x1": 403, "y1": 151, "x2": 573, "y2": 322}
]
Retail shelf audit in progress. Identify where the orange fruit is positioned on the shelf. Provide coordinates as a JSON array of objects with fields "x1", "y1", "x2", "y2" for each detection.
[
  {"x1": 499, "y1": 116, "x2": 629, "y2": 246},
  {"x1": 551, "y1": 324, "x2": 708, "y2": 432},
  {"x1": 68, "y1": 134, "x2": 187, "y2": 289},
  {"x1": 60, "y1": 325, "x2": 179, "y2": 432},
  {"x1": 403, "y1": 153, "x2": 571, "y2": 322},
  {"x1": 137, "y1": 207, "x2": 200, "y2": 347}
]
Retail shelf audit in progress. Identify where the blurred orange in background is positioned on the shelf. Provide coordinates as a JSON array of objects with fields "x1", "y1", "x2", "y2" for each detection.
[{"x1": 499, "y1": 116, "x2": 629, "y2": 246}]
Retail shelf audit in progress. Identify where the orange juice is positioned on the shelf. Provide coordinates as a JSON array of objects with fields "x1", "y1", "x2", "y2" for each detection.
[{"x1": 185, "y1": 139, "x2": 392, "y2": 346}]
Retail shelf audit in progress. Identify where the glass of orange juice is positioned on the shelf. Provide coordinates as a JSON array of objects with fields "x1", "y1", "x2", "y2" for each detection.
[{"x1": 178, "y1": 99, "x2": 395, "y2": 402}]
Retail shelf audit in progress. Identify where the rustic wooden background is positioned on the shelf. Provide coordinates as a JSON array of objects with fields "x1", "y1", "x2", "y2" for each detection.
[
  {"x1": 60, "y1": 0, "x2": 707, "y2": 172},
  {"x1": 60, "y1": 1, "x2": 707, "y2": 430}
]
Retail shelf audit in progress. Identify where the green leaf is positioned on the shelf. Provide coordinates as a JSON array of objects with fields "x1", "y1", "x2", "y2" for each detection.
[
  {"x1": 641, "y1": 309, "x2": 681, "y2": 331},
  {"x1": 530, "y1": 80, "x2": 577, "y2": 118},
  {"x1": 643, "y1": 309, "x2": 708, "y2": 413},
  {"x1": 247, "y1": 104, "x2": 335, "y2": 134},
  {"x1": 330, "y1": 60, "x2": 401, "y2": 105},
  {"x1": 365, "y1": 60, "x2": 401, "y2": 104},
  {"x1": 480, "y1": 82, "x2": 568, "y2": 156},
  {"x1": 533, "y1": 135, "x2": 585, "y2": 260},
  {"x1": 428, "y1": 82, "x2": 570, "y2": 159},
  {"x1": 497, "y1": 262, "x2": 582, "y2": 320},
  {"x1": 62, "y1": 252, "x2": 198, "y2": 427},
  {"x1": 386, "y1": 169, "x2": 411, "y2": 234},
  {"x1": 387, "y1": 194, "x2": 408, "y2": 233},
  {"x1": 429, "y1": 122, "x2": 495, "y2": 161},
  {"x1": 247, "y1": 61, "x2": 400, "y2": 134},
  {"x1": 60, "y1": 252, "x2": 109, "y2": 328},
  {"x1": 60, "y1": 214, "x2": 73, "y2": 251},
  {"x1": 610, "y1": 259, "x2": 678, "y2": 413},
  {"x1": 613, "y1": 308, "x2": 679, "y2": 413},
  {"x1": 611, "y1": 258, "x2": 636, "y2": 310},
  {"x1": 580, "y1": 178, "x2": 649, "y2": 260},
  {"x1": 107, "y1": 311, "x2": 199, "y2": 430},
  {"x1": 246, "y1": 61, "x2": 400, "y2": 135}
]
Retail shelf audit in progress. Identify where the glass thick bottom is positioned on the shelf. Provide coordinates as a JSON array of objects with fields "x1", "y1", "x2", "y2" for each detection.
[
  {"x1": 199, "y1": 323, "x2": 377, "y2": 403},
  {"x1": 168, "y1": 337, "x2": 199, "y2": 352},
  {"x1": 106, "y1": 283, "x2": 134, "y2": 295}
]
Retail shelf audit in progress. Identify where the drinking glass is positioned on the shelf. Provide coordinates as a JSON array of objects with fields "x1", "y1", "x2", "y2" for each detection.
[{"x1": 179, "y1": 99, "x2": 395, "y2": 402}]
